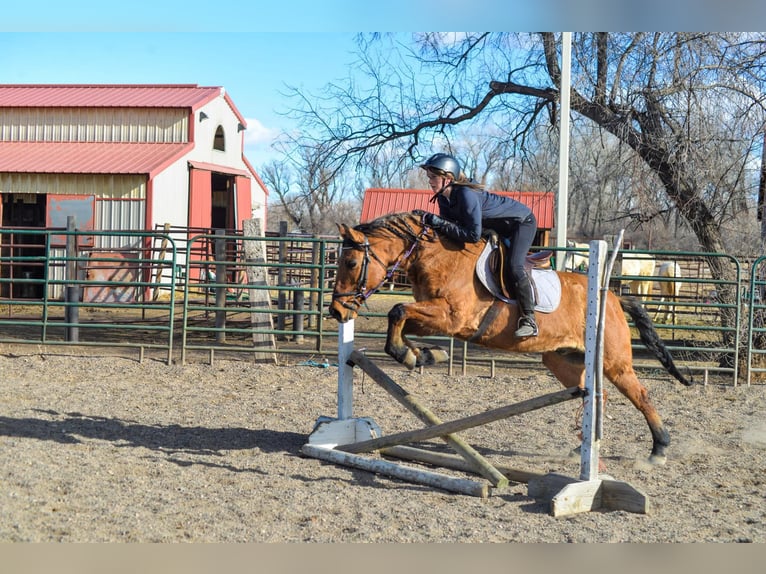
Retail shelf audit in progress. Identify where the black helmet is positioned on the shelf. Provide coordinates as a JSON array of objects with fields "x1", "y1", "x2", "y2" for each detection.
[{"x1": 420, "y1": 153, "x2": 461, "y2": 179}]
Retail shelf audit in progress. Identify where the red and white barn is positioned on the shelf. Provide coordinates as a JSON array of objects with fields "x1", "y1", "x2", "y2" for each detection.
[{"x1": 0, "y1": 84, "x2": 268, "y2": 240}]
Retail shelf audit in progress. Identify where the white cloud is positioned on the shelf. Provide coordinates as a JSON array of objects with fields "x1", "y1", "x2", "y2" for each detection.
[{"x1": 243, "y1": 117, "x2": 280, "y2": 146}]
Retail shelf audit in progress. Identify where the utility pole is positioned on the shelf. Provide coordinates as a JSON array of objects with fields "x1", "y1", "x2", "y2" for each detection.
[
  {"x1": 555, "y1": 32, "x2": 572, "y2": 270},
  {"x1": 759, "y1": 130, "x2": 766, "y2": 250}
]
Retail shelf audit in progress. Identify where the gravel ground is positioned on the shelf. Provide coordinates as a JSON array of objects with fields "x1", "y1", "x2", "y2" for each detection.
[{"x1": 0, "y1": 347, "x2": 764, "y2": 542}]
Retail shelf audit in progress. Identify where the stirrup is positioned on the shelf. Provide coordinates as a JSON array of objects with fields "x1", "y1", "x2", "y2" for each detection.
[{"x1": 515, "y1": 317, "x2": 538, "y2": 338}]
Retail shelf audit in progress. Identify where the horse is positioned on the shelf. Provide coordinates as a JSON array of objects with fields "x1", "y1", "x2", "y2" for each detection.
[
  {"x1": 565, "y1": 243, "x2": 656, "y2": 298},
  {"x1": 653, "y1": 261, "x2": 682, "y2": 324},
  {"x1": 563, "y1": 240, "x2": 589, "y2": 272},
  {"x1": 329, "y1": 212, "x2": 693, "y2": 465},
  {"x1": 617, "y1": 253, "x2": 656, "y2": 298},
  {"x1": 566, "y1": 244, "x2": 656, "y2": 299}
]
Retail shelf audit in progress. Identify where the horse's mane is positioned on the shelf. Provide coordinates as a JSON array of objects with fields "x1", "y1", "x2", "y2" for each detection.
[
  {"x1": 354, "y1": 211, "x2": 493, "y2": 255},
  {"x1": 354, "y1": 212, "x2": 422, "y2": 243}
]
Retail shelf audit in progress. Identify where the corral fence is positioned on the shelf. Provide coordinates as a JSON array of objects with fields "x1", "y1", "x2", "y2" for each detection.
[{"x1": 0, "y1": 221, "x2": 764, "y2": 386}]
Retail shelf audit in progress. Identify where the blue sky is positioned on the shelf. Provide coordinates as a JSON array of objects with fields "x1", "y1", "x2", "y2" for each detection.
[
  {"x1": 0, "y1": 1, "x2": 550, "y2": 169},
  {"x1": 2, "y1": 1, "x2": 764, "y2": 169},
  {"x1": 1, "y1": 32, "x2": 364, "y2": 167}
]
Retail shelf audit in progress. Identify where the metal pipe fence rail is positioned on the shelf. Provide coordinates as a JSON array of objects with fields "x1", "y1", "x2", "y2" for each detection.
[
  {"x1": 0, "y1": 227, "x2": 763, "y2": 386},
  {"x1": 746, "y1": 255, "x2": 766, "y2": 385},
  {"x1": 0, "y1": 226, "x2": 178, "y2": 364},
  {"x1": 178, "y1": 232, "x2": 334, "y2": 364},
  {"x1": 561, "y1": 246, "x2": 745, "y2": 384}
]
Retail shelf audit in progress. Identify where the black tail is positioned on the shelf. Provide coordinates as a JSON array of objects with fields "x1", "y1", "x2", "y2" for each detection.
[{"x1": 620, "y1": 296, "x2": 693, "y2": 386}]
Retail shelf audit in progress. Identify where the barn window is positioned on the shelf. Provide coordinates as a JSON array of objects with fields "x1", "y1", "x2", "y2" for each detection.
[{"x1": 213, "y1": 125, "x2": 225, "y2": 151}]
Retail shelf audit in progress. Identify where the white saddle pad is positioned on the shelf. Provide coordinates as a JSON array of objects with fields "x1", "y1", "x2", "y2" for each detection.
[{"x1": 475, "y1": 242, "x2": 561, "y2": 313}]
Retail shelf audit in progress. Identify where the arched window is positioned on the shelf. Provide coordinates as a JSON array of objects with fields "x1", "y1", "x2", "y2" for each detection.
[{"x1": 213, "y1": 125, "x2": 225, "y2": 151}]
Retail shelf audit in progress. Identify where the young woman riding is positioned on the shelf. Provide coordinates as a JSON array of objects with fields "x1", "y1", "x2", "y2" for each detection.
[{"x1": 419, "y1": 152, "x2": 539, "y2": 338}]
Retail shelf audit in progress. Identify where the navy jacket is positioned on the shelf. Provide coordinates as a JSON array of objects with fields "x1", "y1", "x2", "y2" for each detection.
[{"x1": 435, "y1": 185, "x2": 534, "y2": 243}]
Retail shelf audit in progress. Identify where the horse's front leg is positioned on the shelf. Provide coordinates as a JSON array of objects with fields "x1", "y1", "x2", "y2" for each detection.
[{"x1": 385, "y1": 301, "x2": 452, "y2": 370}]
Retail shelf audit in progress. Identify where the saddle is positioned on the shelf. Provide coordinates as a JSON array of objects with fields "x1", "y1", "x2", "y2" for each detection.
[{"x1": 485, "y1": 232, "x2": 553, "y2": 300}]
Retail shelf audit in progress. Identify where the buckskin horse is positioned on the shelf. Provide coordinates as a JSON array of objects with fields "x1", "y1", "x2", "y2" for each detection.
[{"x1": 328, "y1": 212, "x2": 693, "y2": 464}]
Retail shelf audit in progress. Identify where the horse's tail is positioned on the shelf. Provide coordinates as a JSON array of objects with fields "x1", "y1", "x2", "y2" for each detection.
[{"x1": 619, "y1": 296, "x2": 694, "y2": 386}]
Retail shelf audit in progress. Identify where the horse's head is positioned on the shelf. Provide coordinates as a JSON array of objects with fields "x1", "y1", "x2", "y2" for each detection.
[{"x1": 328, "y1": 212, "x2": 426, "y2": 323}]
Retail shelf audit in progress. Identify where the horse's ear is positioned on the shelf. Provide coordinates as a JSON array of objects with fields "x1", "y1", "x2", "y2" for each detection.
[{"x1": 337, "y1": 223, "x2": 366, "y2": 244}]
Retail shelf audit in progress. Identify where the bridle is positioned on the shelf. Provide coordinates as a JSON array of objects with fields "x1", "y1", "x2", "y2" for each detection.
[{"x1": 332, "y1": 222, "x2": 429, "y2": 313}]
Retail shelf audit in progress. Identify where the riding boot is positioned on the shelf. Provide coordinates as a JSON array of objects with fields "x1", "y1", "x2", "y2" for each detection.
[{"x1": 513, "y1": 274, "x2": 539, "y2": 337}]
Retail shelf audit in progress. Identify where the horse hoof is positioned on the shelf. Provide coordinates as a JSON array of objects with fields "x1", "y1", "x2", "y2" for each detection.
[
  {"x1": 415, "y1": 348, "x2": 435, "y2": 367},
  {"x1": 402, "y1": 350, "x2": 418, "y2": 370},
  {"x1": 648, "y1": 453, "x2": 667, "y2": 466},
  {"x1": 429, "y1": 348, "x2": 449, "y2": 363}
]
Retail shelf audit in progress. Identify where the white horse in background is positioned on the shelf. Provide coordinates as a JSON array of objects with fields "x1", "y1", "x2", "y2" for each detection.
[
  {"x1": 652, "y1": 261, "x2": 682, "y2": 324},
  {"x1": 563, "y1": 240, "x2": 589, "y2": 272},
  {"x1": 564, "y1": 241, "x2": 656, "y2": 298},
  {"x1": 564, "y1": 242, "x2": 681, "y2": 322},
  {"x1": 618, "y1": 253, "x2": 656, "y2": 299}
]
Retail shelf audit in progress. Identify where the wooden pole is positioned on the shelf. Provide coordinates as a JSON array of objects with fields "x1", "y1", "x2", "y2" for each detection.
[
  {"x1": 242, "y1": 219, "x2": 277, "y2": 363},
  {"x1": 339, "y1": 386, "x2": 581, "y2": 454},
  {"x1": 301, "y1": 444, "x2": 489, "y2": 498},
  {"x1": 276, "y1": 221, "x2": 288, "y2": 336},
  {"x1": 346, "y1": 350, "x2": 509, "y2": 489},
  {"x1": 380, "y1": 445, "x2": 544, "y2": 484},
  {"x1": 152, "y1": 223, "x2": 171, "y2": 301}
]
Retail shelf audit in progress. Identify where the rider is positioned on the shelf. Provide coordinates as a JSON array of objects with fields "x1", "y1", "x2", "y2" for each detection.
[{"x1": 418, "y1": 152, "x2": 539, "y2": 338}]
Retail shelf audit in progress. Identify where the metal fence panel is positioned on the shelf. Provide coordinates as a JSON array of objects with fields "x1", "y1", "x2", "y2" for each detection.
[{"x1": 1, "y1": 227, "x2": 763, "y2": 386}]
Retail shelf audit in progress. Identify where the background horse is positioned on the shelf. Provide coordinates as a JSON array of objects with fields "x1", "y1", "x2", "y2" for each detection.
[
  {"x1": 653, "y1": 261, "x2": 683, "y2": 324},
  {"x1": 565, "y1": 242, "x2": 656, "y2": 299},
  {"x1": 563, "y1": 240, "x2": 589, "y2": 272},
  {"x1": 329, "y1": 212, "x2": 692, "y2": 464},
  {"x1": 618, "y1": 253, "x2": 656, "y2": 299}
]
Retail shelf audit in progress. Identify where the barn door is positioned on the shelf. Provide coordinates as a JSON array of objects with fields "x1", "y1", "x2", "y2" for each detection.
[
  {"x1": 235, "y1": 175, "x2": 252, "y2": 230},
  {"x1": 189, "y1": 168, "x2": 212, "y2": 231}
]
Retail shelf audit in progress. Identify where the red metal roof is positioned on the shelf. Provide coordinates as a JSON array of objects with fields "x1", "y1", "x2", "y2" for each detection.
[
  {"x1": 0, "y1": 141, "x2": 192, "y2": 176},
  {"x1": 361, "y1": 188, "x2": 555, "y2": 229},
  {"x1": 0, "y1": 84, "x2": 222, "y2": 109}
]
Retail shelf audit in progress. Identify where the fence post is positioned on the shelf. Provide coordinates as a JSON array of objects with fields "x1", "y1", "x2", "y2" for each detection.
[
  {"x1": 242, "y1": 219, "x2": 276, "y2": 363},
  {"x1": 65, "y1": 216, "x2": 79, "y2": 342},
  {"x1": 293, "y1": 285, "x2": 305, "y2": 343},
  {"x1": 311, "y1": 241, "x2": 320, "y2": 331},
  {"x1": 277, "y1": 220, "x2": 288, "y2": 338},
  {"x1": 214, "y1": 229, "x2": 226, "y2": 343}
]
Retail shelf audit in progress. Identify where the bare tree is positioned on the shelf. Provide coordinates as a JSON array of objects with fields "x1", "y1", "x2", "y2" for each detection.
[
  {"x1": 282, "y1": 32, "x2": 766, "y2": 373},
  {"x1": 261, "y1": 144, "x2": 361, "y2": 235},
  {"x1": 288, "y1": 33, "x2": 765, "y2": 246}
]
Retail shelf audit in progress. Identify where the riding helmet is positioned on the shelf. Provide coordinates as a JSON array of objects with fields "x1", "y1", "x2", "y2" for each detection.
[{"x1": 420, "y1": 153, "x2": 461, "y2": 179}]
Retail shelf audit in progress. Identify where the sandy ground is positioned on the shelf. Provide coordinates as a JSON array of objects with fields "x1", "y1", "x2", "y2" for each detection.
[{"x1": 0, "y1": 346, "x2": 764, "y2": 543}]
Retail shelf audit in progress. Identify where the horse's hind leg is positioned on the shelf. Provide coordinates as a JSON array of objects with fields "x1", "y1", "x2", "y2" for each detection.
[
  {"x1": 605, "y1": 365, "x2": 670, "y2": 465},
  {"x1": 545, "y1": 350, "x2": 670, "y2": 464}
]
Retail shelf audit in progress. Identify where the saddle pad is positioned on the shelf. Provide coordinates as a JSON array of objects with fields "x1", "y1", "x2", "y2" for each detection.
[{"x1": 475, "y1": 242, "x2": 561, "y2": 313}]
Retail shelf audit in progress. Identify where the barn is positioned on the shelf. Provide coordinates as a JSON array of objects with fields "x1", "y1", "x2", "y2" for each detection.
[
  {"x1": 0, "y1": 84, "x2": 269, "y2": 297},
  {"x1": 360, "y1": 188, "x2": 555, "y2": 246},
  {"x1": 0, "y1": 84, "x2": 268, "y2": 240}
]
